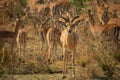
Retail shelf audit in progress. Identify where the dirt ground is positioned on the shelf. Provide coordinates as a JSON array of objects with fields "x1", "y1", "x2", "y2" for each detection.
[{"x1": 0, "y1": 24, "x2": 120, "y2": 80}]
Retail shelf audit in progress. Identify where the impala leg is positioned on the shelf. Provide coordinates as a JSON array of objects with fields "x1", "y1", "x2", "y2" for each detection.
[
  {"x1": 40, "y1": 32, "x2": 44, "y2": 51},
  {"x1": 1, "y1": 47, "x2": 5, "y2": 65},
  {"x1": 16, "y1": 34, "x2": 21, "y2": 54},
  {"x1": 99, "y1": 15, "x2": 105, "y2": 25},
  {"x1": 45, "y1": 43, "x2": 48, "y2": 52},
  {"x1": 10, "y1": 43, "x2": 14, "y2": 65},
  {"x1": 48, "y1": 46, "x2": 52, "y2": 64},
  {"x1": 53, "y1": 44, "x2": 57, "y2": 61},
  {"x1": 62, "y1": 48, "x2": 67, "y2": 78},
  {"x1": 19, "y1": 48, "x2": 21, "y2": 56},
  {"x1": 51, "y1": 44, "x2": 55, "y2": 64},
  {"x1": 23, "y1": 32, "x2": 27, "y2": 53},
  {"x1": 40, "y1": 41, "x2": 43, "y2": 51},
  {"x1": 115, "y1": 28, "x2": 119, "y2": 48},
  {"x1": 72, "y1": 49, "x2": 76, "y2": 79}
]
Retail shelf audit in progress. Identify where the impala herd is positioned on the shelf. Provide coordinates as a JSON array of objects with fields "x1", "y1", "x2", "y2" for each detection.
[{"x1": 0, "y1": 0, "x2": 120, "y2": 79}]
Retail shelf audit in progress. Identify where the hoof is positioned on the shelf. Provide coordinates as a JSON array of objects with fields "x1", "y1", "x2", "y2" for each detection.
[
  {"x1": 19, "y1": 58, "x2": 22, "y2": 63},
  {"x1": 47, "y1": 59, "x2": 51, "y2": 64},
  {"x1": 72, "y1": 75, "x2": 75, "y2": 79},
  {"x1": 62, "y1": 76, "x2": 66, "y2": 79}
]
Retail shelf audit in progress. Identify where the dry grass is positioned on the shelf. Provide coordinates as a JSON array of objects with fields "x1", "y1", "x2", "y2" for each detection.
[
  {"x1": 0, "y1": 23, "x2": 119, "y2": 80},
  {"x1": 0, "y1": 0, "x2": 120, "y2": 80}
]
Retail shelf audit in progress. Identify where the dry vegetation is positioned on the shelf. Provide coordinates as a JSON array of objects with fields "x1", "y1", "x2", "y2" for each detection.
[{"x1": 0, "y1": 0, "x2": 120, "y2": 80}]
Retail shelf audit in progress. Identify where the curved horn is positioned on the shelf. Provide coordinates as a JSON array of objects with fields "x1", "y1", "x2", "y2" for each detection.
[
  {"x1": 71, "y1": 14, "x2": 87, "y2": 26},
  {"x1": 59, "y1": 16, "x2": 67, "y2": 27},
  {"x1": 71, "y1": 16, "x2": 80, "y2": 23}
]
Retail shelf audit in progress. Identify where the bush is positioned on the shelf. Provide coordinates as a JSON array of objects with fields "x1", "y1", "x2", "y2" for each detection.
[
  {"x1": 0, "y1": 69, "x2": 4, "y2": 78},
  {"x1": 114, "y1": 51, "x2": 120, "y2": 62}
]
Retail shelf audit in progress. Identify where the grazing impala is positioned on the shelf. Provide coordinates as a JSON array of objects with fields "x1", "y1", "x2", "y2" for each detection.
[
  {"x1": 59, "y1": 12, "x2": 86, "y2": 78},
  {"x1": 95, "y1": 0, "x2": 108, "y2": 24},
  {"x1": 101, "y1": 0, "x2": 120, "y2": 17},
  {"x1": 107, "y1": 4, "x2": 120, "y2": 17},
  {"x1": 86, "y1": 10, "x2": 118, "y2": 37}
]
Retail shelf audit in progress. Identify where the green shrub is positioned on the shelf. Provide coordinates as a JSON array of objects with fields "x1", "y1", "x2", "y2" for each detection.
[
  {"x1": 100, "y1": 64, "x2": 114, "y2": 77},
  {"x1": 22, "y1": 0, "x2": 27, "y2": 6},
  {"x1": 0, "y1": 69, "x2": 4, "y2": 78},
  {"x1": 70, "y1": 0, "x2": 90, "y2": 14},
  {"x1": 94, "y1": 52, "x2": 116, "y2": 77},
  {"x1": 114, "y1": 52, "x2": 120, "y2": 62}
]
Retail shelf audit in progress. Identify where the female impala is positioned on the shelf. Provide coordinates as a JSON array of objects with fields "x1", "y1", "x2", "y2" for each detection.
[
  {"x1": 36, "y1": 18, "x2": 51, "y2": 51},
  {"x1": 0, "y1": 18, "x2": 25, "y2": 64},
  {"x1": 95, "y1": 0, "x2": 108, "y2": 24},
  {"x1": 101, "y1": 0, "x2": 120, "y2": 17},
  {"x1": 86, "y1": 10, "x2": 118, "y2": 37},
  {"x1": 46, "y1": 26, "x2": 61, "y2": 64}
]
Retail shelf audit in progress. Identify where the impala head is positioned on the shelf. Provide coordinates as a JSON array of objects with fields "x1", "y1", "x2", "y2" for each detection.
[
  {"x1": 13, "y1": 10, "x2": 28, "y2": 33},
  {"x1": 59, "y1": 12, "x2": 87, "y2": 33}
]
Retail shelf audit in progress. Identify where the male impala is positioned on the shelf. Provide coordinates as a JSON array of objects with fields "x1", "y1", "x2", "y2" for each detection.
[{"x1": 59, "y1": 12, "x2": 86, "y2": 78}]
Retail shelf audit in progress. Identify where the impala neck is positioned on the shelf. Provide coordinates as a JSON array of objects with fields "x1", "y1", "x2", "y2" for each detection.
[
  {"x1": 14, "y1": 20, "x2": 23, "y2": 38},
  {"x1": 88, "y1": 14, "x2": 104, "y2": 36},
  {"x1": 88, "y1": 14, "x2": 96, "y2": 33}
]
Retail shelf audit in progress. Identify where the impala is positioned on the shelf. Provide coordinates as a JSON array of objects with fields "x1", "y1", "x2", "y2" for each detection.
[
  {"x1": 87, "y1": 10, "x2": 118, "y2": 37},
  {"x1": 59, "y1": 12, "x2": 86, "y2": 78},
  {"x1": 36, "y1": 18, "x2": 51, "y2": 51},
  {"x1": 95, "y1": 0, "x2": 108, "y2": 24},
  {"x1": 0, "y1": 18, "x2": 25, "y2": 64},
  {"x1": 46, "y1": 26, "x2": 61, "y2": 64}
]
